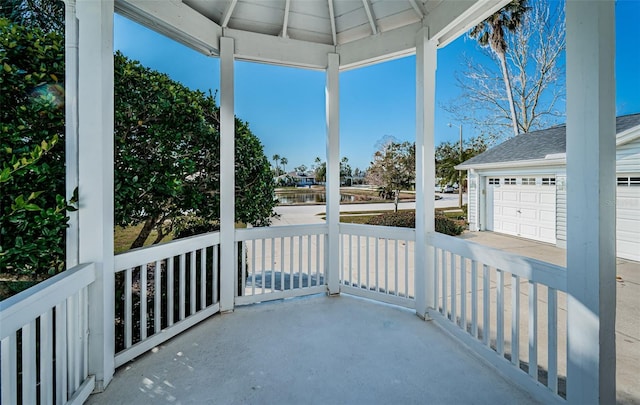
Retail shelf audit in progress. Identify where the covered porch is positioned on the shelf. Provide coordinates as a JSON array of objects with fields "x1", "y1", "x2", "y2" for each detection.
[{"x1": 0, "y1": 1, "x2": 619, "y2": 404}]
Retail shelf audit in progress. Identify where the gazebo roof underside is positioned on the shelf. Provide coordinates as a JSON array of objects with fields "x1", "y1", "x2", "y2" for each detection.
[{"x1": 115, "y1": 0, "x2": 510, "y2": 70}]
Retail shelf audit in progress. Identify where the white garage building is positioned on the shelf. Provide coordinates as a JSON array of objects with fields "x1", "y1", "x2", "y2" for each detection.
[{"x1": 458, "y1": 113, "x2": 640, "y2": 261}]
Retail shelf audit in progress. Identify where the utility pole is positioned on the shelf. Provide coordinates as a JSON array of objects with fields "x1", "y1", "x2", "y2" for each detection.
[{"x1": 448, "y1": 123, "x2": 463, "y2": 209}]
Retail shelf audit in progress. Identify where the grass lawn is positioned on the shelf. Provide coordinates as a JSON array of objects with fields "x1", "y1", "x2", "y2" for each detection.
[
  {"x1": 335, "y1": 208, "x2": 465, "y2": 225},
  {"x1": 114, "y1": 224, "x2": 173, "y2": 254}
]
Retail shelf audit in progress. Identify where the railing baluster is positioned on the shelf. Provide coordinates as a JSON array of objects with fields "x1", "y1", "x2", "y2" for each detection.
[
  {"x1": 315, "y1": 234, "x2": 320, "y2": 286},
  {"x1": 125, "y1": 267, "x2": 132, "y2": 347},
  {"x1": 442, "y1": 249, "x2": 447, "y2": 316},
  {"x1": 141, "y1": 263, "x2": 148, "y2": 340},
  {"x1": 433, "y1": 248, "x2": 439, "y2": 311},
  {"x1": 497, "y1": 269, "x2": 504, "y2": 355},
  {"x1": 394, "y1": 239, "x2": 399, "y2": 296},
  {"x1": 263, "y1": 238, "x2": 268, "y2": 294},
  {"x1": 201, "y1": 248, "x2": 207, "y2": 309},
  {"x1": 357, "y1": 235, "x2": 361, "y2": 288},
  {"x1": 22, "y1": 320, "x2": 37, "y2": 404},
  {"x1": 272, "y1": 238, "x2": 277, "y2": 291},
  {"x1": 548, "y1": 287, "x2": 558, "y2": 394},
  {"x1": 365, "y1": 236, "x2": 370, "y2": 290},
  {"x1": 450, "y1": 252, "x2": 456, "y2": 323},
  {"x1": 179, "y1": 254, "x2": 186, "y2": 321},
  {"x1": 280, "y1": 237, "x2": 285, "y2": 291},
  {"x1": 471, "y1": 260, "x2": 478, "y2": 338},
  {"x1": 1, "y1": 334, "x2": 17, "y2": 405},
  {"x1": 251, "y1": 240, "x2": 256, "y2": 296},
  {"x1": 154, "y1": 260, "x2": 161, "y2": 333},
  {"x1": 348, "y1": 234, "x2": 353, "y2": 287},
  {"x1": 483, "y1": 265, "x2": 490, "y2": 347},
  {"x1": 41, "y1": 309, "x2": 53, "y2": 404},
  {"x1": 511, "y1": 274, "x2": 520, "y2": 367},
  {"x1": 461, "y1": 257, "x2": 467, "y2": 330},
  {"x1": 289, "y1": 236, "x2": 294, "y2": 290},
  {"x1": 374, "y1": 237, "x2": 379, "y2": 292},
  {"x1": 528, "y1": 281, "x2": 538, "y2": 380},
  {"x1": 190, "y1": 251, "x2": 196, "y2": 315},
  {"x1": 404, "y1": 240, "x2": 409, "y2": 298},
  {"x1": 55, "y1": 301, "x2": 68, "y2": 404},
  {"x1": 298, "y1": 235, "x2": 303, "y2": 289},
  {"x1": 72, "y1": 291, "x2": 81, "y2": 390},
  {"x1": 212, "y1": 247, "x2": 219, "y2": 304},
  {"x1": 82, "y1": 286, "x2": 89, "y2": 379},
  {"x1": 384, "y1": 238, "x2": 389, "y2": 294},
  {"x1": 168, "y1": 258, "x2": 174, "y2": 326},
  {"x1": 307, "y1": 235, "x2": 312, "y2": 288}
]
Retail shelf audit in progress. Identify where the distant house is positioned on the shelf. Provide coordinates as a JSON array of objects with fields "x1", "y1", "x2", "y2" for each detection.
[
  {"x1": 457, "y1": 113, "x2": 640, "y2": 262},
  {"x1": 276, "y1": 171, "x2": 315, "y2": 187}
]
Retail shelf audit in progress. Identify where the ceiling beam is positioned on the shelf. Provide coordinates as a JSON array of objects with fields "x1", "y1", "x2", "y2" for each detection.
[
  {"x1": 408, "y1": 0, "x2": 424, "y2": 18},
  {"x1": 281, "y1": 0, "x2": 291, "y2": 38},
  {"x1": 227, "y1": 28, "x2": 335, "y2": 70},
  {"x1": 221, "y1": 0, "x2": 238, "y2": 28},
  {"x1": 361, "y1": 0, "x2": 378, "y2": 35},
  {"x1": 337, "y1": 21, "x2": 422, "y2": 70},
  {"x1": 115, "y1": 0, "x2": 222, "y2": 55},
  {"x1": 327, "y1": 0, "x2": 337, "y2": 45},
  {"x1": 424, "y1": 0, "x2": 510, "y2": 47}
]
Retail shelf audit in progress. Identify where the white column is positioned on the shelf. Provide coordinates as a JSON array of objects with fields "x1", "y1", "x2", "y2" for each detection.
[
  {"x1": 566, "y1": 2, "x2": 616, "y2": 404},
  {"x1": 219, "y1": 36, "x2": 236, "y2": 312},
  {"x1": 325, "y1": 53, "x2": 340, "y2": 295},
  {"x1": 76, "y1": 0, "x2": 114, "y2": 390},
  {"x1": 415, "y1": 28, "x2": 437, "y2": 318},
  {"x1": 64, "y1": 0, "x2": 79, "y2": 268}
]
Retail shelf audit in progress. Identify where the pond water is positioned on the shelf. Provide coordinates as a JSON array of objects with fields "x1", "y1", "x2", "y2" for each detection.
[{"x1": 276, "y1": 192, "x2": 355, "y2": 205}]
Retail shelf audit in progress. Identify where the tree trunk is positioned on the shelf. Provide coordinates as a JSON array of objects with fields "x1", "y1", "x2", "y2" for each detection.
[
  {"x1": 130, "y1": 216, "x2": 158, "y2": 250},
  {"x1": 498, "y1": 51, "x2": 519, "y2": 136},
  {"x1": 394, "y1": 189, "x2": 399, "y2": 212}
]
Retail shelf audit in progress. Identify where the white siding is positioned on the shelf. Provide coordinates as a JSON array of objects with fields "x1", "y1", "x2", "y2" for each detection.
[
  {"x1": 556, "y1": 175, "x2": 567, "y2": 248},
  {"x1": 467, "y1": 172, "x2": 478, "y2": 231},
  {"x1": 617, "y1": 138, "x2": 640, "y2": 173}
]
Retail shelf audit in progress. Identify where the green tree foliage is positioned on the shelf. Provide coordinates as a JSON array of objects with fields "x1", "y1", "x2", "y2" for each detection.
[
  {"x1": 0, "y1": 0, "x2": 63, "y2": 33},
  {"x1": 0, "y1": 18, "x2": 73, "y2": 276},
  {"x1": 114, "y1": 52, "x2": 276, "y2": 249},
  {"x1": 435, "y1": 136, "x2": 488, "y2": 189},
  {"x1": 366, "y1": 141, "x2": 415, "y2": 212}
]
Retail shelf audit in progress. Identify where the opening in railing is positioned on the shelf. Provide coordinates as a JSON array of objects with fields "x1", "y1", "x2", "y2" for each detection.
[
  {"x1": 339, "y1": 223, "x2": 415, "y2": 308},
  {"x1": 235, "y1": 224, "x2": 327, "y2": 305},
  {"x1": 0, "y1": 263, "x2": 95, "y2": 405},
  {"x1": 113, "y1": 232, "x2": 221, "y2": 367},
  {"x1": 430, "y1": 233, "x2": 567, "y2": 400}
]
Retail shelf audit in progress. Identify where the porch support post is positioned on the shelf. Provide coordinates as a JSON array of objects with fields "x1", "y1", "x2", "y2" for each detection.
[
  {"x1": 566, "y1": 2, "x2": 616, "y2": 404},
  {"x1": 219, "y1": 36, "x2": 236, "y2": 312},
  {"x1": 415, "y1": 28, "x2": 437, "y2": 318},
  {"x1": 325, "y1": 53, "x2": 340, "y2": 295},
  {"x1": 76, "y1": 0, "x2": 115, "y2": 390},
  {"x1": 64, "y1": 0, "x2": 79, "y2": 268}
]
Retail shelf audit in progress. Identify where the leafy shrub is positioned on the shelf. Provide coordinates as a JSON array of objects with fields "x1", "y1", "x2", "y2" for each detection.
[
  {"x1": 173, "y1": 216, "x2": 220, "y2": 239},
  {"x1": 0, "y1": 19, "x2": 74, "y2": 277},
  {"x1": 366, "y1": 211, "x2": 466, "y2": 236},
  {"x1": 366, "y1": 211, "x2": 414, "y2": 228}
]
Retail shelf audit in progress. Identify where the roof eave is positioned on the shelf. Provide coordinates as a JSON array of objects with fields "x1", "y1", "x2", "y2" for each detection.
[{"x1": 456, "y1": 156, "x2": 566, "y2": 171}]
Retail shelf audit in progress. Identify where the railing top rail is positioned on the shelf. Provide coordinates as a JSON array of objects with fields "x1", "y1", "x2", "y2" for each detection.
[
  {"x1": 236, "y1": 223, "x2": 328, "y2": 241},
  {"x1": 114, "y1": 231, "x2": 221, "y2": 271},
  {"x1": 339, "y1": 222, "x2": 416, "y2": 241},
  {"x1": 430, "y1": 232, "x2": 567, "y2": 291},
  {"x1": 0, "y1": 262, "x2": 95, "y2": 339}
]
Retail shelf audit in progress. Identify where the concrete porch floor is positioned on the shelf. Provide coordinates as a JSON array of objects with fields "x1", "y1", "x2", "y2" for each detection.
[{"x1": 87, "y1": 294, "x2": 541, "y2": 405}]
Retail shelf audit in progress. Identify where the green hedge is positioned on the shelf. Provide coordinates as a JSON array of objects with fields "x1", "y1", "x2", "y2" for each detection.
[{"x1": 366, "y1": 211, "x2": 466, "y2": 236}]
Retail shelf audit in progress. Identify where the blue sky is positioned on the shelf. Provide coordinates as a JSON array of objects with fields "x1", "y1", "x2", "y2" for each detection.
[{"x1": 114, "y1": 1, "x2": 639, "y2": 172}]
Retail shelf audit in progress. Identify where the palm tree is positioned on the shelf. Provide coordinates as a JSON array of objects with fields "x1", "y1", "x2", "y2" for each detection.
[
  {"x1": 280, "y1": 157, "x2": 288, "y2": 173},
  {"x1": 469, "y1": 0, "x2": 528, "y2": 136},
  {"x1": 272, "y1": 154, "x2": 281, "y2": 174}
]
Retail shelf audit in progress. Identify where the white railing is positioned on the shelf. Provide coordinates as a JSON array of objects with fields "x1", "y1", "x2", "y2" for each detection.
[
  {"x1": 339, "y1": 223, "x2": 416, "y2": 308},
  {"x1": 429, "y1": 232, "x2": 567, "y2": 402},
  {"x1": 113, "y1": 232, "x2": 221, "y2": 367},
  {"x1": 0, "y1": 263, "x2": 96, "y2": 405},
  {"x1": 235, "y1": 224, "x2": 328, "y2": 305}
]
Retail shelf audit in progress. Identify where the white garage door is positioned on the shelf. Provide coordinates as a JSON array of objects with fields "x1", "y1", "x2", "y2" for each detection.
[
  {"x1": 487, "y1": 177, "x2": 557, "y2": 244},
  {"x1": 617, "y1": 176, "x2": 640, "y2": 261}
]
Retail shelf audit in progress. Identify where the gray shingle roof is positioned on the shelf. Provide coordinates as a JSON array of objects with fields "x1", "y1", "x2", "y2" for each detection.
[{"x1": 458, "y1": 113, "x2": 640, "y2": 168}]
